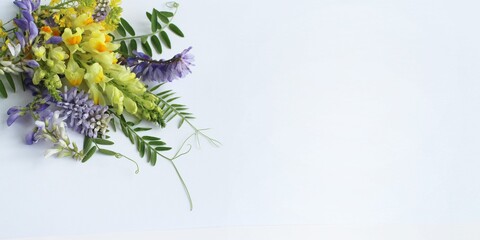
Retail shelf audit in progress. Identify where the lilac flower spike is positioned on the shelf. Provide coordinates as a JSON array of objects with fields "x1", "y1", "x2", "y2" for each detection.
[
  {"x1": 93, "y1": 0, "x2": 111, "y2": 22},
  {"x1": 56, "y1": 87, "x2": 111, "y2": 138},
  {"x1": 127, "y1": 47, "x2": 195, "y2": 82}
]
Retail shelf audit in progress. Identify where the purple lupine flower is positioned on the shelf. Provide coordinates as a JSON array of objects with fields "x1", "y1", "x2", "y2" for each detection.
[
  {"x1": 28, "y1": 21, "x2": 38, "y2": 43},
  {"x1": 24, "y1": 60, "x2": 39, "y2": 68},
  {"x1": 15, "y1": 32, "x2": 26, "y2": 48},
  {"x1": 45, "y1": 36, "x2": 63, "y2": 45},
  {"x1": 25, "y1": 130, "x2": 37, "y2": 145},
  {"x1": 25, "y1": 108, "x2": 52, "y2": 145},
  {"x1": 14, "y1": 18, "x2": 28, "y2": 31},
  {"x1": 55, "y1": 87, "x2": 111, "y2": 138},
  {"x1": 23, "y1": 73, "x2": 41, "y2": 94},
  {"x1": 13, "y1": 0, "x2": 39, "y2": 47},
  {"x1": 126, "y1": 47, "x2": 194, "y2": 82},
  {"x1": 14, "y1": 0, "x2": 40, "y2": 12},
  {"x1": 6, "y1": 106, "x2": 24, "y2": 126}
]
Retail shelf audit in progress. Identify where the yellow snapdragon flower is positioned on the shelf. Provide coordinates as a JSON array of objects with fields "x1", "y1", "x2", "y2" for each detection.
[
  {"x1": 49, "y1": 0, "x2": 61, "y2": 6},
  {"x1": 84, "y1": 63, "x2": 111, "y2": 85},
  {"x1": 84, "y1": 30, "x2": 118, "y2": 54},
  {"x1": 62, "y1": 28, "x2": 84, "y2": 54},
  {"x1": 105, "y1": 84, "x2": 124, "y2": 114},
  {"x1": 32, "y1": 46, "x2": 47, "y2": 61},
  {"x1": 65, "y1": 60, "x2": 85, "y2": 86}
]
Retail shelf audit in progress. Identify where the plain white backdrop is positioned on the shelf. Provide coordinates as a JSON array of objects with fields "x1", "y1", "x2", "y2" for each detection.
[{"x1": 1, "y1": 0, "x2": 480, "y2": 239}]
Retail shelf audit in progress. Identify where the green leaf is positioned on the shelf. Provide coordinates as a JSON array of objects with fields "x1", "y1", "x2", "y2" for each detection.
[
  {"x1": 168, "y1": 24, "x2": 184, "y2": 37},
  {"x1": 120, "y1": 18, "x2": 136, "y2": 36},
  {"x1": 98, "y1": 149, "x2": 118, "y2": 156},
  {"x1": 158, "y1": 11, "x2": 174, "y2": 17},
  {"x1": 149, "y1": 141, "x2": 167, "y2": 146},
  {"x1": 127, "y1": 130, "x2": 135, "y2": 144},
  {"x1": 119, "y1": 41, "x2": 128, "y2": 56},
  {"x1": 110, "y1": 118, "x2": 117, "y2": 132},
  {"x1": 0, "y1": 80, "x2": 7, "y2": 98},
  {"x1": 159, "y1": 31, "x2": 171, "y2": 49},
  {"x1": 82, "y1": 146, "x2": 97, "y2": 163},
  {"x1": 93, "y1": 138, "x2": 114, "y2": 145},
  {"x1": 157, "y1": 13, "x2": 169, "y2": 24},
  {"x1": 178, "y1": 118, "x2": 185, "y2": 128},
  {"x1": 5, "y1": 73, "x2": 15, "y2": 92},
  {"x1": 150, "y1": 35, "x2": 162, "y2": 54},
  {"x1": 155, "y1": 146, "x2": 172, "y2": 151},
  {"x1": 151, "y1": 10, "x2": 158, "y2": 32},
  {"x1": 129, "y1": 39, "x2": 137, "y2": 54},
  {"x1": 149, "y1": 83, "x2": 164, "y2": 92},
  {"x1": 143, "y1": 136, "x2": 160, "y2": 141},
  {"x1": 116, "y1": 24, "x2": 126, "y2": 37},
  {"x1": 141, "y1": 41, "x2": 153, "y2": 56},
  {"x1": 134, "y1": 127, "x2": 152, "y2": 132},
  {"x1": 146, "y1": 12, "x2": 152, "y2": 21},
  {"x1": 83, "y1": 137, "x2": 93, "y2": 152},
  {"x1": 139, "y1": 141, "x2": 146, "y2": 157},
  {"x1": 150, "y1": 149, "x2": 157, "y2": 166}
]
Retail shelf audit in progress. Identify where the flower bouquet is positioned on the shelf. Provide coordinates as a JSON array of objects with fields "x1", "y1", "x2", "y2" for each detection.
[{"x1": 0, "y1": 0, "x2": 218, "y2": 209}]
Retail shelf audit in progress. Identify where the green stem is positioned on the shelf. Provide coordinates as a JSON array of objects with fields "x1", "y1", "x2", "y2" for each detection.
[
  {"x1": 114, "y1": 113, "x2": 194, "y2": 210},
  {"x1": 42, "y1": 0, "x2": 76, "y2": 10},
  {"x1": 156, "y1": 96, "x2": 221, "y2": 147},
  {"x1": 93, "y1": 142, "x2": 140, "y2": 174},
  {"x1": 169, "y1": 159, "x2": 193, "y2": 211}
]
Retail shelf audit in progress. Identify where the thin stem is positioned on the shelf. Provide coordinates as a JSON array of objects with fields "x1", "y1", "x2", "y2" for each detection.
[
  {"x1": 169, "y1": 160, "x2": 193, "y2": 211},
  {"x1": 121, "y1": 154, "x2": 141, "y2": 174},
  {"x1": 42, "y1": 0, "x2": 76, "y2": 10},
  {"x1": 93, "y1": 142, "x2": 140, "y2": 174},
  {"x1": 113, "y1": 113, "x2": 194, "y2": 210},
  {"x1": 156, "y1": 94, "x2": 221, "y2": 148}
]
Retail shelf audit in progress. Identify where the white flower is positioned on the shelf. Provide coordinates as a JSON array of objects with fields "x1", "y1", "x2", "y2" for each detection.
[
  {"x1": 44, "y1": 148, "x2": 62, "y2": 158},
  {"x1": 7, "y1": 42, "x2": 21, "y2": 57},
  {"x1": 0, "y1": 61, "x2": 12, "y2": 67}
]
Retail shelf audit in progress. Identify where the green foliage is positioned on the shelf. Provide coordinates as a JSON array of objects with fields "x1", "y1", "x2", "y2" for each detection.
[
  {"x1": 82, "y1": 146, "x2": 97, "y2": 162},
  {"x1": 114, "y1": 6, "x2": 185, "y2": 57},
  {"x1": 117, "y1": 114, "x2": 171, "y2": 166},
  {"x1": 82, "y1": 136, "x2": 140, "y2": 173},
  {"x1": 151, "y1": 83, "x2": 194, "y2": 128},
  {"x1": 0, "y1": 73, "x2": 18, "y2": 98},
  {"x1": 120, "y1": 18, "x2": 136, "y2": 36},
  {"x1": 168, "y1": 24, "x2": 184, "y2": 37},
  {"x1": 0, "y1": 79, "x2": 7, "y2": 98}
]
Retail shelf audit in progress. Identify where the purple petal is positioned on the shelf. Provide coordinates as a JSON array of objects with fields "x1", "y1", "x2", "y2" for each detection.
[
  {"x1": 7, "y1": 107, "x2": 20, "y2": 115},
  {"x1": 31, "y1": 0, "x2": 40, "y2": 11},
  {"x1": 22, "y1": 11, "x2": 33, "y2": 22},
  {"x1": 45, "y1": 36, "x2": 63, "y2": 44},
  {"x1": 25, "y1": 130, "x2": 37, "y2": 145},
  {"x1": 28, "y1": 21, "x2": 38, "y2": 44},
  {"x1": 25, "y1": 60, "x2": 39, "y2": 68},
  {"x1": 13, "y1": 1, "x2": 28, "y2": 10},
  {"x1": 16, "y1": 32, "x2": 26, "y2": 48},
  {"x1": 14, "y1": 19, "x2": 28, "y2": 31},
  {"x1": 133, "y1": 51, "x2": 151, "y2": 60},
  {"x1": 7, "y1": 111, "x2": 21, "y2": 126}
]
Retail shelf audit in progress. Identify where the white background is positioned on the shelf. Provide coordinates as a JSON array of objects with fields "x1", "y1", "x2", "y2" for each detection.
[{"x1": 1, "y1": 0, "x2": 480, "y2": 239}]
